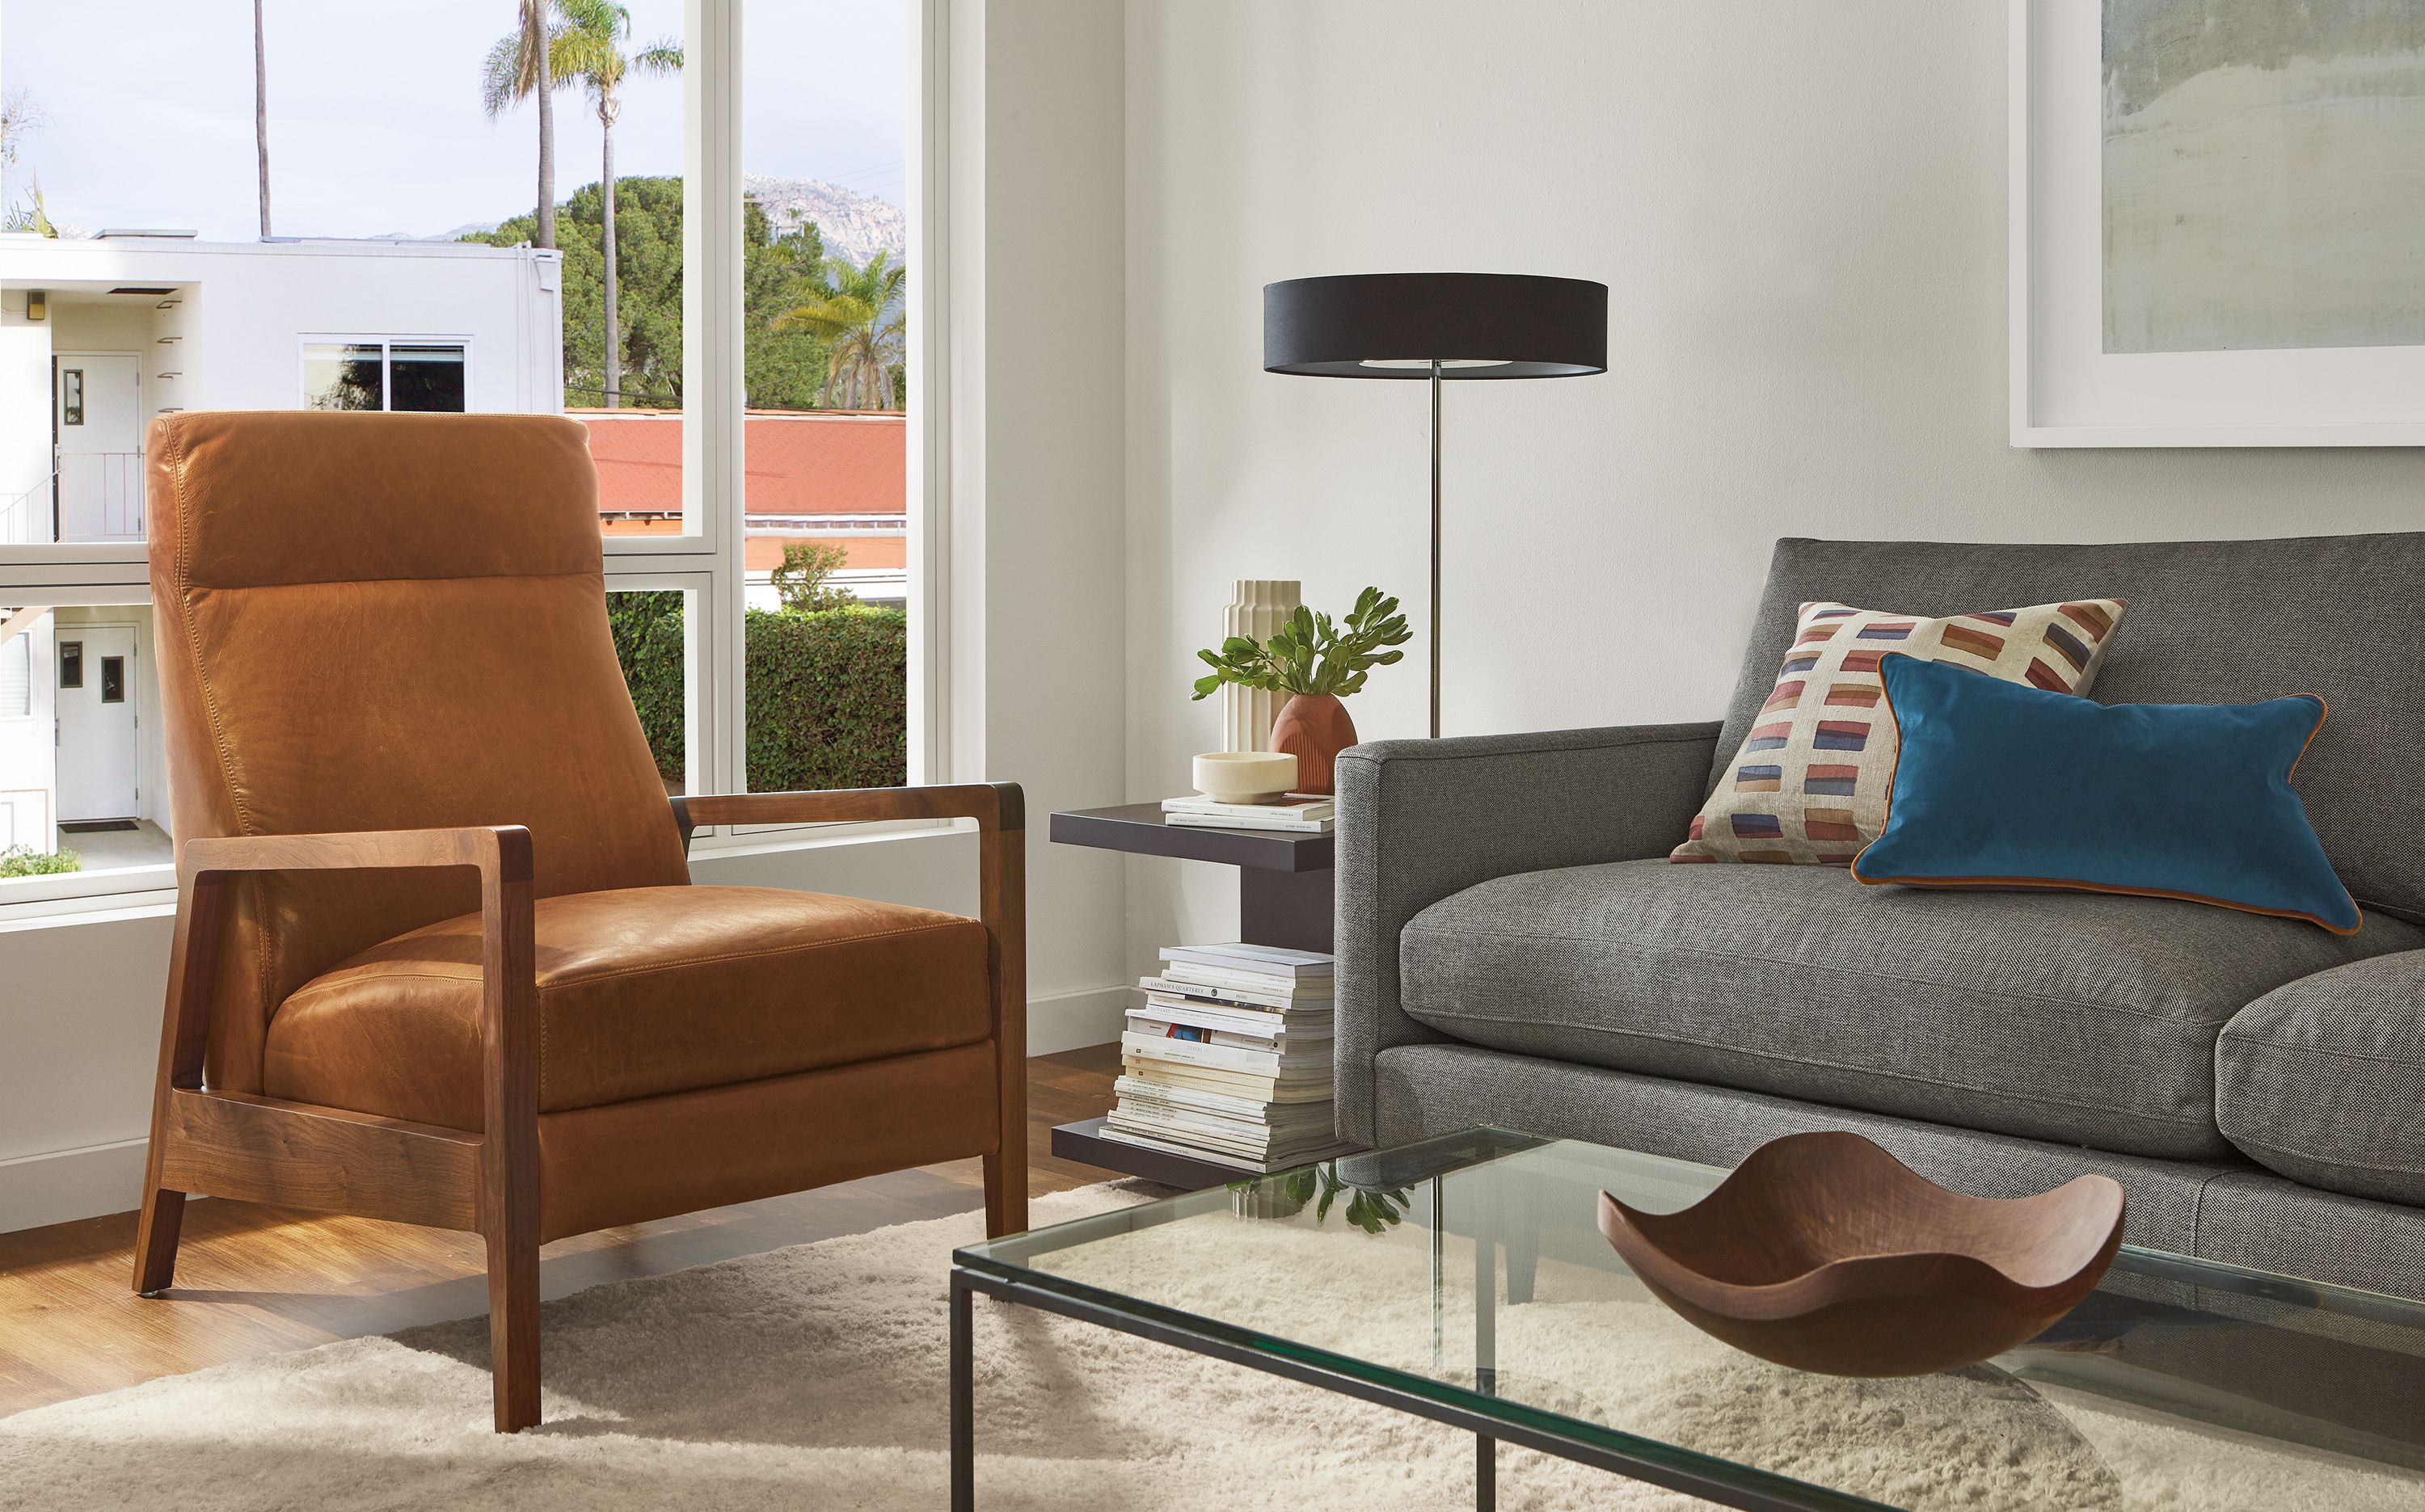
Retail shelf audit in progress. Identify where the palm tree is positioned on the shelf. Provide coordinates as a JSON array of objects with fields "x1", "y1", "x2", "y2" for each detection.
[
  {"x1": 481, "y1": 0, "x2": 559, "y2": 250},
  {"x1": 774, "y1": 252, "x2": 907, "y2": 410},
  {"x1": 252, "y1": 0, "x2": 272, "y2": 238},
  {"x1": 549, "y1": 0, "x2": 681, "y2": 408}
]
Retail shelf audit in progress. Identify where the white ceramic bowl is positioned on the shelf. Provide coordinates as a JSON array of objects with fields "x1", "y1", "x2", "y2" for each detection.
[{"x1": 1192, "y1": 751, "x2": 1297, "y2": 805}]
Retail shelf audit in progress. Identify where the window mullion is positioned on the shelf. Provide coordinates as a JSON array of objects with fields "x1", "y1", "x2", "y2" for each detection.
[{"x1": 685, "y1": 0, "x2": 745, "y2": 805}]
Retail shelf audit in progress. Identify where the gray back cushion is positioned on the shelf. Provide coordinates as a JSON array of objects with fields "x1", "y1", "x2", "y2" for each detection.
[{"x1": 1714, "y1": 534, "x2": 2425, "y2": 922}]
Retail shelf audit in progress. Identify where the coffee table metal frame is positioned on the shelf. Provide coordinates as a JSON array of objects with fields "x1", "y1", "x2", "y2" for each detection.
[{"x1": 949, "y1": 1135, "x2": 1892, "y2": 1512}]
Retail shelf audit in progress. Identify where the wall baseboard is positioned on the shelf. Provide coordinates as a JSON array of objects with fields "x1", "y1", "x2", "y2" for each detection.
[
  {"x1": 1025, "y1": 983, "x2": 1128, "y2": 1056},
  {"x1": 0, "y1": 1136, "x2": 149, "y2": 1236},
  {"x1": 0, "y1": 989, "x2": 1128, "y2": 1236}
]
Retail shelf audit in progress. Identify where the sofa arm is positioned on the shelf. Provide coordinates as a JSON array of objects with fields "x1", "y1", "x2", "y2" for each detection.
[{"x1": 1331, "y1": 722, "x2": 1721, "y2": 1143}]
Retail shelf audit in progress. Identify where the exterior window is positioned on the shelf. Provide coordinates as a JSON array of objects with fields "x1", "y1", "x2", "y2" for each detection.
[
  {"x1": 0, "y1": 634, "x2": 27, "y2": 718},
  {"x1": 304, "y1": 340, "x2": 468, "y2": 412},
  {"x1": 61, "y1": 369, "x2": 84, "y2": 426},
  {"x1": 391, "y1": 344, "x2": 468, "y2": 412}
]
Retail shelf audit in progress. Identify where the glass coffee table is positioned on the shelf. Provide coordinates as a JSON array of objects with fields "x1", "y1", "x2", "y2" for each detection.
[{"x1": 950, "y1": 1128, "x2": 2425, "y2": 1511}]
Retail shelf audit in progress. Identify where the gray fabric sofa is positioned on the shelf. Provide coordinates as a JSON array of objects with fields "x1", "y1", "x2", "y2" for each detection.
[{"x1": 1336, "y1": 533, "x2": 2425, "y2": 1301}]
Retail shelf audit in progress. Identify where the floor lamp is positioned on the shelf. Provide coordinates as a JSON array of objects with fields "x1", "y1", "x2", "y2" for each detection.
[{"x1": 1263, "y1": 273, "x2": 1608, "y2": 738}]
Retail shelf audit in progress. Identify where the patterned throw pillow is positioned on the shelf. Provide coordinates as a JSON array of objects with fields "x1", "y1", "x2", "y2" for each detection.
[{"x1": 1671, "y1": 598, "x2": 2127, "y2": 865}]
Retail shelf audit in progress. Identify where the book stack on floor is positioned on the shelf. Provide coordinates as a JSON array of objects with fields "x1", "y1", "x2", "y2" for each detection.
[
  {"x1": 1160, "y1": 794, "x2": 1334, "y2": 833},
  {"x1": 1105, "y1": 941, "x2": 1356, "y2": 1174}
]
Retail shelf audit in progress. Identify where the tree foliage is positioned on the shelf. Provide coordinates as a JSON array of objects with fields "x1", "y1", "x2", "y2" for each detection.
[
  {"x1": 774, "y1": 251, "x2": 905, "y2": 410},
  {"x1": 472, "y1": 178, "x2": 888, "y2": 413}
]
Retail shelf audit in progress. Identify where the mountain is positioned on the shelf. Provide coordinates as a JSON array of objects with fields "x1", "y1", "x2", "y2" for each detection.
[
  {"x1": 428, "y1": 178, "x2": 905, "y2": 268},
  {"x1": 742, "y1": 175, "x2": 905, "y2": 269}
]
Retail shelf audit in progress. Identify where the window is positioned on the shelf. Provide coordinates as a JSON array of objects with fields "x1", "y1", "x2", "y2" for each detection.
[
  {"x1": 735, "y1": 0, "x2": 913, "y2": 795},
  {"x1": 0, "y1": 0, "x2": 938, "y2": 913},
  {"x1": 303, "y1": 340, "x2": 469, "y2": 412},
  {"x1": 0, "y1": 633, "x2": 27, "y2": 718}
]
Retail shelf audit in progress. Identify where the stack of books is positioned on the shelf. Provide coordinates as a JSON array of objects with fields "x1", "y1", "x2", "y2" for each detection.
[
  {"x1": 1160, "y1": 794, "x2": 1334, "y2": 833},
  {"x1": 1104, "y1": 941, "x2": 1354, "y2": 1173}
]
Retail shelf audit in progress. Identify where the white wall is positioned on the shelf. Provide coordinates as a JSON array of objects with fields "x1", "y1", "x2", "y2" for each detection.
[
  {"x1": 952, "y1": 0, "x2": 1132, "y2": 1053},
  {"x1": 0, "y1": 289, "x2": 51, "y2": 503},
  {"x1": 1121, "y1": 0, "x2": 2425, "y2": 960},
  {"x1": 0, "y1": 235, "x2": 562, "y2": 419}
]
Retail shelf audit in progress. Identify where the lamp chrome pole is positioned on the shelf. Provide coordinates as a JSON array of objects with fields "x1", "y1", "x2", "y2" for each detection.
[{"x1": 1429, "y1": 359, "x2": 1443, "y2": 740}]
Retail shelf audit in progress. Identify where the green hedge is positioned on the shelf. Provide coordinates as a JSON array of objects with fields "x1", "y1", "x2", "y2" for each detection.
[{"x1": 609, "y1": 594, "x2": 908, "y2": 793}]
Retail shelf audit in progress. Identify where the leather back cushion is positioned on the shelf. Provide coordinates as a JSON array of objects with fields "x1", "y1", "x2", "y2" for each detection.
[
  {"x1": 1719, "y1": 535, "x2": 2425, "y2": 922},
  {"x1": 147, "y1": 411, "x2": 689, "y2": 1090}
]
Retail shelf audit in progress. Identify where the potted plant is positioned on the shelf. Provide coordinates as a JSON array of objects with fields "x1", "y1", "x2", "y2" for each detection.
[{"x1": 1191, "y1": 588, "x2": 1411, "y2": 794}]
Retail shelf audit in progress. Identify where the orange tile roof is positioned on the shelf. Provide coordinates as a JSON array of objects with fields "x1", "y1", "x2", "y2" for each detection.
[
  {"x1": 744, "y1": 535, "x2": 905, "y2": 572},
  {"x1": 577, "y1": 410, "x2": 906, "y2": 520}
]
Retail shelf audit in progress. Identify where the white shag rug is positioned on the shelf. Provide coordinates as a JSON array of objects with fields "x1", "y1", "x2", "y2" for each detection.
[{"x1": 3, "y1": 1184, "x2": 2421, "y2": 1511}]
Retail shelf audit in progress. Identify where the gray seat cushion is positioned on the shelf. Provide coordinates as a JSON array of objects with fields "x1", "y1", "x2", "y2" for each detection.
[
  {"x1": 1398, "y1": 861, "x2": 2422, "y2": 1160},
  {"x1": 2217, "y1": 952, "x2": 2425, "y2": 1205}
]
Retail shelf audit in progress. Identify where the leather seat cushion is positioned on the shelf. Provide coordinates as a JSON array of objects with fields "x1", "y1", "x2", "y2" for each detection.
[
  {"x1": 263, "y1": 884, "x2": 992, "y2": 1131},
  {"x1": 1398, "y1": 860, "x2": 2421, "y2": 1160},
  {"x1": 2217, "y1": 951, "x2": 2425, "y2": 1205}
]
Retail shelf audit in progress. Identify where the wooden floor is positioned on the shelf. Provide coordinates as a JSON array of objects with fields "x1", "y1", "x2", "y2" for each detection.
[{"x1": 0, "y1": 1043, "x2": 1123, "y2": 1420}]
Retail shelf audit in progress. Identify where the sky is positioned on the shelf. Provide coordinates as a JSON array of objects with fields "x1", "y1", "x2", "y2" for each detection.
[{"x1": 0, "y1": 0, "x2": 906, "y2": 242}]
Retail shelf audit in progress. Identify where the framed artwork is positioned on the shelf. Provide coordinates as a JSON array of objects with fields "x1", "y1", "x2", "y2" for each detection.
[{"x1": 2010, "y1": 1, "x2": 2425, "y2": 446}]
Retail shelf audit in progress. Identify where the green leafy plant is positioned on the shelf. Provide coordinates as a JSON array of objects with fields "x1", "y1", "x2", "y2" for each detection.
[
  {"x1": 769, "y1": 541, "x2": 858, "y2": 613},
  {"x1": 0, "y1": 845, "x2": 79, "y2": 878},
  {"x1": 1191, "y1": 588, "x2": 1411, "y2": 702},
  {"x1": 1231, "y1": 1161, "x2": 1411, "y2": 1236}
]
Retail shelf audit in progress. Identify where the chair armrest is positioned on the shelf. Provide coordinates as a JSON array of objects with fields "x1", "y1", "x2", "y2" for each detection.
[
  {"x1": 162, "y1": 825, "x2": 538, "y2": 1199},
  {"x1": 671, "y1": 781, "x2": 1023, "y2": 840},
  {"x1": 1331, "y1": 722, "x2": 1720, "y2": 1143},
  {"x1": 181, "y1": 825, "x2": 534, "y2": 885}
]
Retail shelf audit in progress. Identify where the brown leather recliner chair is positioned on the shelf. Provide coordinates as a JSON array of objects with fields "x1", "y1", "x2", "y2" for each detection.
[{"x1": 129, "y1": 411, "x2": 1025, "y2": 1432}]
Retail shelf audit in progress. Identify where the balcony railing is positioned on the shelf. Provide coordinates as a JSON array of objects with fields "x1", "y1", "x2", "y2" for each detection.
[
  {"x1": 0, "y1": 482, "x2": 43, "y2": 545},
  {"x1": 1, "y1": 454, "x2": 148, "y2": 545}
]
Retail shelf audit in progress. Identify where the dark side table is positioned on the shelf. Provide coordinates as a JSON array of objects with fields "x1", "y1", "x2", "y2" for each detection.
[{"x1": 1046, "y1": 803, "x2": 1339, "y2": 1188}]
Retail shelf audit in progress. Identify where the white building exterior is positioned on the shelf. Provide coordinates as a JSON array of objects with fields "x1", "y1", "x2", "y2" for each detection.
[{"x1": 0, "y1": 232, "x2": 562, "y2": 861}]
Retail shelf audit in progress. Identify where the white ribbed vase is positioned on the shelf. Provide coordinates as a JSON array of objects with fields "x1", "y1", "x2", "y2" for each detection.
[{"x1": 1221, "y1": 579, "x2": 1301, "y2": 753}]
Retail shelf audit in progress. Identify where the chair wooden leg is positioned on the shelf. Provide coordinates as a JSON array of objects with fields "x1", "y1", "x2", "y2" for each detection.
[
  {"x1": 984, "y1": 1148, "x2": 1027, "y2": 1239},
  {"x1": 485, "y1": 1217, "x2": 540, "y2": 1432},
  {"x1": 132, "y1": 1186, "x2": 186, "y2": 1296},
  {"x1": 134, "y1": 876, "x2": 220, "y2": 1298}
]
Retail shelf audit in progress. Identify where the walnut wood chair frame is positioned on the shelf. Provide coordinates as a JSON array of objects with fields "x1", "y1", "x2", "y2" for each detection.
[{"x1": 133, "y1": 782, "x2": 1025, "y2": 1432}]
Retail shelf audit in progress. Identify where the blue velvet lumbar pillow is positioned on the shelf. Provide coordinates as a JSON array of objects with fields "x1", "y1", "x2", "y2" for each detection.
[{"x1": 1852, "y1": 653, "x2": 2360, "y2": 933}]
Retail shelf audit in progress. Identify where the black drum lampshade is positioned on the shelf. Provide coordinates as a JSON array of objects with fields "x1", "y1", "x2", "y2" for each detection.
[{"x1": 1263, "y1": 272, "x2": 1607, "y2": 379}]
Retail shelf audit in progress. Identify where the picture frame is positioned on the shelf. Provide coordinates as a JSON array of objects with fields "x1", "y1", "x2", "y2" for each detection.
[{"x1": 2008, "y1": 0, "x2": 2425, "y2": 448}]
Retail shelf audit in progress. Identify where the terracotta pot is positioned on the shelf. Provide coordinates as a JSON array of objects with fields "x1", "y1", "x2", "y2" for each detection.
[{"x1": 1267, "y1": 693, "x2": 1358, "y2": 796}]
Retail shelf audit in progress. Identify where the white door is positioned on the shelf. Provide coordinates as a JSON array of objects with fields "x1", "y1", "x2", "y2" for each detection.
[
  {"x1": 56, "y1": 354, "x2": 143, "y2": 541},
  {"x1": 56, "y1": 625, "x2": 139, "y2": 822}
]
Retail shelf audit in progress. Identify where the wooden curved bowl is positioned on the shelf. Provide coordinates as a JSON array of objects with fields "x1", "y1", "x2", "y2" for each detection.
[{"x1": 1597, "y1": 1131, "x2": 2125, "y2": 1378}]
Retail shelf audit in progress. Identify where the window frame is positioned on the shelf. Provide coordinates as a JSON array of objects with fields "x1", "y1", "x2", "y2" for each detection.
[{"x1": 0, "y1": 0, "x2": 947, "y2": 920}]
